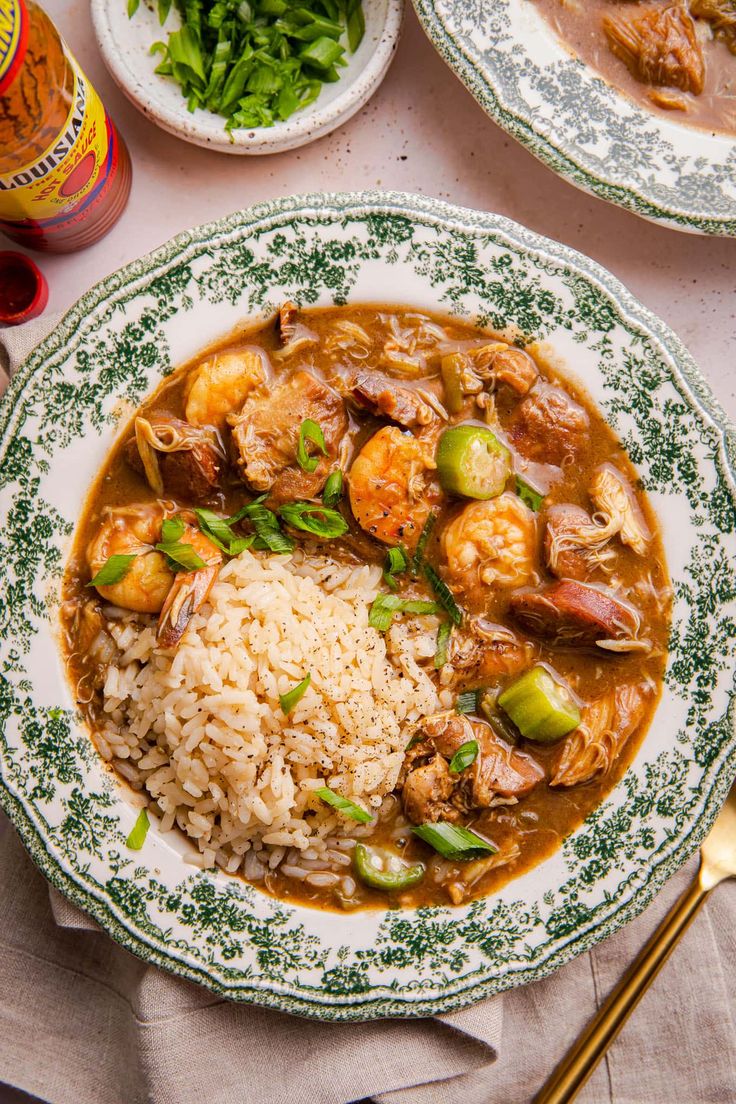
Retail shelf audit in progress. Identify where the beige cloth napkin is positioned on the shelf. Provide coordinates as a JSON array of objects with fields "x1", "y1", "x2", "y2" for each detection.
[{"x1": 1, "y1": 317, "x2": 735, "y2": 1104}]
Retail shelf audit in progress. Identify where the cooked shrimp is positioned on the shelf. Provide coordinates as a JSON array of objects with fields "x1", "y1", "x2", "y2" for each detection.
[
  {"x1": 441, "y1": 494, "x2": 537, "y2": 605},
  {"x1": 348, "y1": 426, "x2": 441, "y2": 549},
  {"x1": 86, "y1": 503, "x2": 222, "y2": 646},
  {"x1": 184, "y1": 349, "x2": 268, "y2": 429}
]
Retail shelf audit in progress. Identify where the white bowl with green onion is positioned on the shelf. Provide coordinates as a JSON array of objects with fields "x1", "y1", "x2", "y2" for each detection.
[{"x1": 92, "y1": 0, "x2": 403, "y2": 154}]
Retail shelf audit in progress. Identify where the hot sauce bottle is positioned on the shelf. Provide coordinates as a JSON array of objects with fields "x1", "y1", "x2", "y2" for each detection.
[{"x1": 0, "y1": 0, "x2": 132, "y2": 252}]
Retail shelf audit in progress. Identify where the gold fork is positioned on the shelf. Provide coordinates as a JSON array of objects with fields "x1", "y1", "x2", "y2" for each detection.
[{"x1": 534, "y1": 782, "x2": 736, "y2": 1104}]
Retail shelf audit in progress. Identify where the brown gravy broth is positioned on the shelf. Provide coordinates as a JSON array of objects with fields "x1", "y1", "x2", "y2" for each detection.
[
  {"x1": 533, "y1": 0, "x2": 736, "y2": 135},
  {"x1": 62, "y1": 305, "x2": 670, "y2": 911}
]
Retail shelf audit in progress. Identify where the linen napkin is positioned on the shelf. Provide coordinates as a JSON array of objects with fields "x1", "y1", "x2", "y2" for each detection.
[{"x1": 1, "y1": 317, "x2": 735, "y2": 1104}]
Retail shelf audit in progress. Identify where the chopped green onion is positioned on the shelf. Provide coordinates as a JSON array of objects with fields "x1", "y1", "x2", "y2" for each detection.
[
  {"x1": 384, "y1": 544, "x2": 409, "y2": 590},
  {"x1": 412, "y1": 822, "x2": 497, "y2": 861},
  {"x1": 279, "y1": 673, "x2": 311, "y2": 715},
  {"x1": 278, "y1": 502, "x2": 348, "y2": 538},
  {"x1": 194, "y1": 508, "x2": 256, "y2": 557},
  {"x1": 322, "y1": 470, "x2": 343, "y2": 507},
  {"x1": 449, "y1": 740, "x2": 479, "y2": 773},
  {"x1": 497, "y1": 665, "x2": 581, "y2": 742},
  {"x1": 233, "y1": 500, "x2": 295, "y2": 554},
  {"x1": 161, "y1": 515, "x2": 185, "y2": 543},
  {"x1": 346, "y1": 2, "x2": 365, "y2": 52},
  {"x1": 422, "y1": 561, "x2": 463, "y2": 626},
  {"x1": 412, "y1": 511, "x2": 436, "y2": 573},
  {"x1": 126, "y1": 808, "x2": 150, "y2": 850},
  {"x1": 368, "y1": 594, "x2": 439, "y2": 632},
  {"x1": 315, "y1": 785, "x2": 372, "y2": 824},
  {"x1": 455, "y1": 690, "x2": 479, "y2": 715},
  {"x1": 155, "y1": 541, "x2": 207, "y2": 572},
  {"x1": 300, "y1": 35, "x2": 344, "y2": 70},
  {"x1": 385, "y1": 546, "x2": 408, "y2": 575},
  {"x1": 130, "y1": 0, "x2": 365, "y2": 133},
  {"x1": 88, "y1": 554, "x2": 137, "y2": 588},
  {"x1": 353, "y1": 843, "x2": 425, "y2": 891},
  {"x1": 296, "y1": 418, "x2": 328, "y2": 473},
  {"x1": 434, "y1": 621, "x2": 453, "y2": 669},
  {"x1": 516, "y1": 475, "x2": 545, "y2": 512}
]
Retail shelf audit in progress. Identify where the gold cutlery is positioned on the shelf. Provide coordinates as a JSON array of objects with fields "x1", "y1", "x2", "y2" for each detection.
[{"x1": 535, "y1": 782, "x2": 736, "y2": 1104}]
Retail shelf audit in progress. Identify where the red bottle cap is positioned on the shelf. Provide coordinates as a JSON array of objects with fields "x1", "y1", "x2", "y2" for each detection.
[{"x1": 0, "y1": 251, "x2": 49, "y2": 326}]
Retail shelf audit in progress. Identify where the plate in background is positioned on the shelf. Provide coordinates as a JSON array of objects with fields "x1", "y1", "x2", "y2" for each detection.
[{"x1": 412, "y1": 0, "x2": 736, "y2": 235}]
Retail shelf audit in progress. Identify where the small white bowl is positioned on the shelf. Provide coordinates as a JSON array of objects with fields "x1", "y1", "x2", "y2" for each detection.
[{"x1": 91, "y1": 0, "x2": 403, "y2": 154}]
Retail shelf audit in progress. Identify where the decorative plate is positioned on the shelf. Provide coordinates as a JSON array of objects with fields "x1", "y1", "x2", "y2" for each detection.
[
  {"x1": 1, "y1": 192, "x2": 735, "y2": 1021},
  {"x1": 412, "y1": 0, "x2": 736, "y2": 236},
  {"x1": 91, "y1": 0, "x2": 403, "y2": 155}
]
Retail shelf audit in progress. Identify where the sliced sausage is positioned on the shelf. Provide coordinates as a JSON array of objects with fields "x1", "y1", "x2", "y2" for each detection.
[
  {"x1": 349, "y1": 370, "x2": 434, "y2": 428},
  {"x1": 509, "y1": 580, "x2": 641, "y2": 645},
  {"x1": 509, "y1": 383, "x2": 590, "y2": 465}
]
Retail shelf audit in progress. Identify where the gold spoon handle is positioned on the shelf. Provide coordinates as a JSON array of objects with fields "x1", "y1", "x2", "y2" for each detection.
[{"x1": 534, "y1": 872, "x2": 710, "y2": 1104}]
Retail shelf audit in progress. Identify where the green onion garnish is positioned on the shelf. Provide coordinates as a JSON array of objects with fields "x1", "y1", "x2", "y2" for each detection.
[
  {"x1": 161, "y1": 515, "x2": 185, "y2": 543},
  {"x1": 126, "y1": 808, "x2": 150, "y2": 850},
  {"x1": 232, "y1": 500, "x2": 295, "y2": 554},
  {"x1": 456, "y1": 690, "x2": 479, "y2": 714},
  {"x1": 449, "y1": 740, "x2": 479, "y2": 773},
  {"x1": 412, "y1": 511, "x2": 436, "y2": 573},
  {"x1": 279, "y1": 502, "x2": 349, "y2": 538},
  {"x1": 422, "y1": 561, "x2": 463, "y2": 626},
  {"x1": 384, "y1": 544, "x2": 409, "y2": 590},
  {"x1": 315, "y1": 785, "x2": 372, "y2": 824},
  {"x1": 412, "y1": 822, "x2": 497, "y2": 861},
  {"x1": 88, "y1": 554, "x2": 137, "y2": 588},
  {"x1": 516, "y1": 475, "x2": 545, "y2": 512},
  {"x1": 385, "y1": 546, "x2": 408, "y2": 575},
  {"x1": 368, "y1": 594, "x2": 439, "y2": 632},
  {"x1": 434, "y1": 621, "x2": 453, "y2": 669},
  {"x1": 195, "y1": 507, "x2": 257, "y2": 557},
  {"x1": 322, "y1": 470, "x2": 343, "y2": 507},
  {"x1": 155, "y1": 541, "x2": 207, "y2": 572},
  {"x1": 296, "y1": 418, "x2": 328, "y2": 473},
  {"x1": 279, "y1": 673, "x2": 311, "y2": 715}
]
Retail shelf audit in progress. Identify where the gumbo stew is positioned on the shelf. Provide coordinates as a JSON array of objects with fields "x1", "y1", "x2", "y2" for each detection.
[{"x1": 62, "y1": 305, "x2": 670, "y2": 911}]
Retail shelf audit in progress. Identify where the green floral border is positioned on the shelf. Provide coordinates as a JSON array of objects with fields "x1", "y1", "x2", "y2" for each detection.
[
  {"x1": 0, "y1": 192, "x2": 735, "y2": 1020},
  {"x1": 412, "y1": 0, "x2": 736, "y2": 236}
]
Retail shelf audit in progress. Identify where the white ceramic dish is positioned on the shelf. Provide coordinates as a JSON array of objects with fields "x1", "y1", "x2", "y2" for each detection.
[{"x1": 91, "y1": 0, "x2": 403, "y2": 154}]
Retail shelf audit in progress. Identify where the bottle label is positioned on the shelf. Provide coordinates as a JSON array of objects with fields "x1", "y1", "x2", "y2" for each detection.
[
  {"x1": 0, "y1": 38, "x2": 120, "y2": 235},
  {"x1": 0, "y1": 0, "x2": 28, "y2": 95}
]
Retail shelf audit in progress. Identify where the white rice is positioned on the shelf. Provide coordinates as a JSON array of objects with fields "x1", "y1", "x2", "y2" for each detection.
[{"x1": 96, "y1": 549, "x2": 441, "y2": 876}]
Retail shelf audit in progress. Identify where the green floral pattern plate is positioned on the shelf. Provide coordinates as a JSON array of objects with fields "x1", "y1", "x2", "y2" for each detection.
[
  {"x1": 1, "y1": 192, "x2": 735, "y2": 1020},
  {"x1": 412, "y1": 0, "x2": 736, "y2": 236}
]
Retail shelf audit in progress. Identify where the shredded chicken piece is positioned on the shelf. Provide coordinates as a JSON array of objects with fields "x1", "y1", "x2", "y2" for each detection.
[
  {"x1": 589, "y1": 464, "x2": 651, "y2": 556},
  {"x1": 603, "y1": 5, "x2": 705, "y2": 94},
  {"x1": 446, "y1": 841, "x2": 522, "y2": 904},
  {"x1": 399, "y1": 714, "x2": 544, "y2": 824},
  {"x1": 544, "y1": 503, "x2": 616, "y2": 580},
  {"x1": 509, "y1": 383, "x2": 590, "y2": 465},
  {"x1": 347, "y1": 370, "x2": 435, "y2": 427},
  {"x1": 551, "y1": 683, "x2": 649, "y2": 788},
  {"x1": 690, "y1": 0, "x2": 736, "y2": 53}
]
